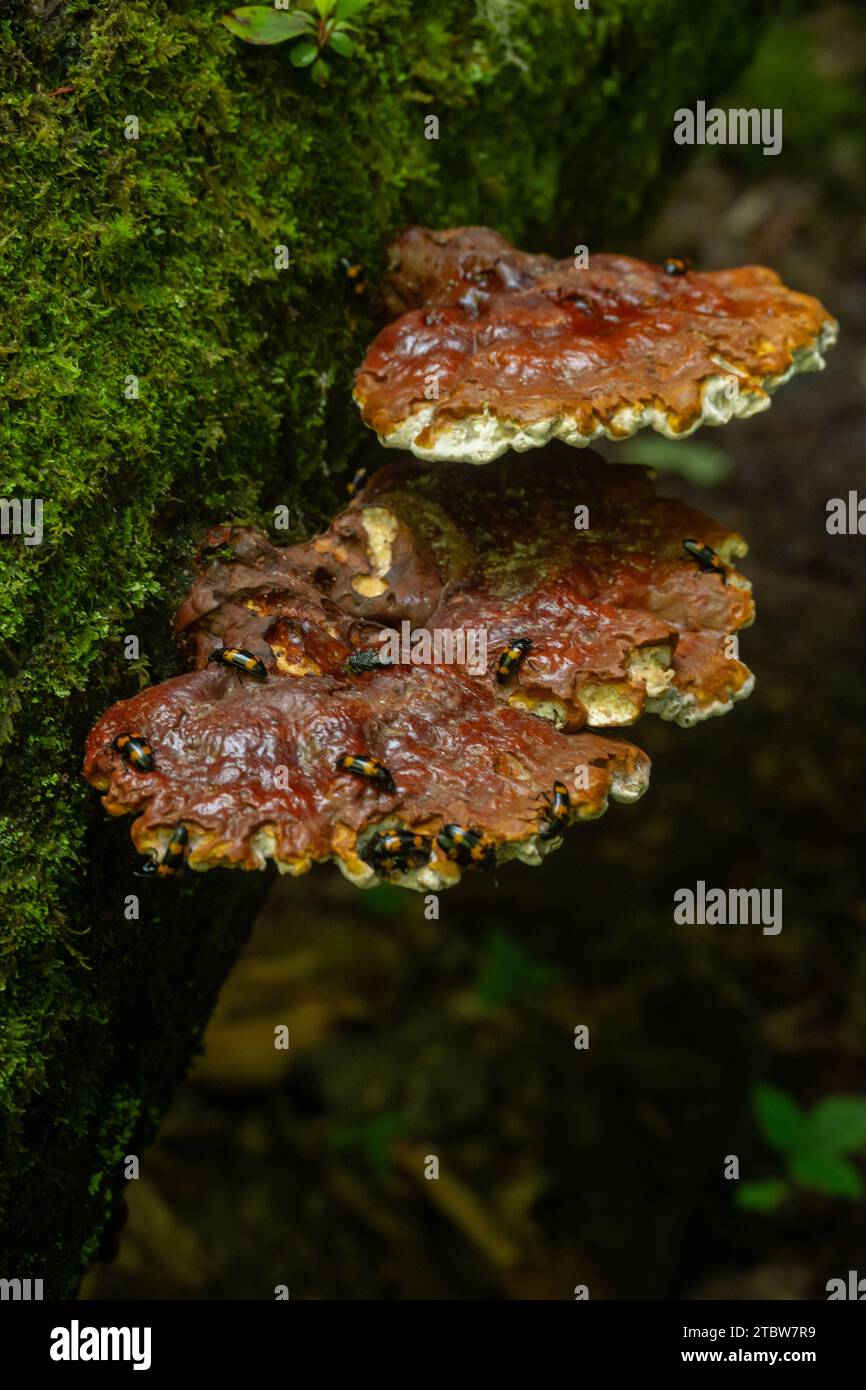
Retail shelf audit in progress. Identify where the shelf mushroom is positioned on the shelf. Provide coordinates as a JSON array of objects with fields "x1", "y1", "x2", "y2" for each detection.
[
  {"x1": 86, "y1": 224, "x2": 838, "y2": 893},
  {"x1": 85, "y1": 449, "x2": 755, "y2": 890},
  {"x1": 354, "y1": 225, "x2": 838, "y2": 464}
]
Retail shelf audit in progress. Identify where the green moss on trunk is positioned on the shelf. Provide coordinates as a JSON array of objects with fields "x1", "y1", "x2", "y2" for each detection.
[{"x1": 0, "y1": 0, "x2": 766, "y2": 1293}]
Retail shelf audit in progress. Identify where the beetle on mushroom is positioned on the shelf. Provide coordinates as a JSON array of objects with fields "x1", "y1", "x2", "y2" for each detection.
[
  {"x1": 84, "y1": 448, "x2": 761, "y2": 890},
  {"x1": 84, "y1": 226, "x2": 837, "y2": 894}
]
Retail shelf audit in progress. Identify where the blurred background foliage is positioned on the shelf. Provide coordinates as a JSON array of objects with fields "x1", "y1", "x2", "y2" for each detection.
[{"x1": 83, "y1": 2, "x2": 866, "y2": 1300}]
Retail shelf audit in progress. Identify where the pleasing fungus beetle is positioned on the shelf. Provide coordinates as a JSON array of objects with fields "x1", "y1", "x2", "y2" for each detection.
[
  {"x1": 537, "y1": 780, "x2": 571, "y2": 840},
  {"x1": 340, "y1": 257, "x2": 367, "y2": 298},
  {"x1": 436, "y1": 823, "x2": 495, "y2": 869},
  {"x1": 346, "y1": 466, "x2": 368, "y2": 499},
  {"x1": 138, "y1": 823, "x2": 189, "y2": 878},
  {"x1": 207, "y1": 647, "x2": 268, "y2": 680},
  {"x1": 495, "y1": 637, "x2": 532, "y2": 685},
  {"x1": 361, "y1": 828, "x2": 432, "y2": 876},
  {"x1": 683, "y1": 538, "x2": 728, "y2": 585},
  {"x1": 113, "y1": 732, "x2": 154, "y2": 773},
  {"x1": 336, "y1": 753, "x2": 397, "y2": 795}
]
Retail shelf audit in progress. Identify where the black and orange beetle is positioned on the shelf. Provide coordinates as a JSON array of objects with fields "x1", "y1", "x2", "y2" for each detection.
[
  {"x1": 495, "y1": 637, "x2": 531, "y2": 685},
  {"x1": 361, "y1": 828, "x2": 432, "y2": 876},
  {"x1": 346, "y1": 466, "x2": 368, "y2": 499},
  {"x1": 336, "y1": 752, "x2": 397, "y2": 795},
  {"x1": 436, "y1": 823, "x2": 495, "y2": 869},
  {"x1": 683, "y1": 538, "x2": 728, "y2": 585},
  {"x1": 663, "y1": 256, "x2": 692, "y2": 276},
  {"x1": 340, "y1": 257, "x2": 367, "y2": 298},
  {"x1": 113, "y1": 732, "x2": 154, "y2": 773},
  {"x1": 207, "y1": 647, "x2": 268, "y2": 680},
  {"x1": 137, "y1": 824, "x2": 188, "y2": 878},
  {"x1": 537, "y1": 780, "x2": 571, "y2": 840}
]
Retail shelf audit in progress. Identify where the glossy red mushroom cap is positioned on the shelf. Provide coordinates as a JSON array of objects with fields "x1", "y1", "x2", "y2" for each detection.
[
  {"x1": 354, "y1": 225, "x2": 837, "y2": 464},
  {"x1": 84, "y1": 450, "x2": 754, "y2": 890}
]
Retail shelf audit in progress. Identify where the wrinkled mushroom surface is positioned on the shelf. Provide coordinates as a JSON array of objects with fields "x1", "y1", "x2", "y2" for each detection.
[
  {"x1": 85, "y1": 450, "x2": 753, "y2": 889},
  {"x1": 339, "y1": 447, "x2": 755, "y2": 729},
  {"x1": 355, "y1": 225, "x2": 838, "y2": 464}
]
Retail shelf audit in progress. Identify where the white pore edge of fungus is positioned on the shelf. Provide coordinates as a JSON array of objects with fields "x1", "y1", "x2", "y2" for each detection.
[
  {"x1": 572, "y1": 644, "x2": 676, "y2": 728},
  {"x1": 511, "y1": 634, "x2": 752, "y2": 731},
  {"x1": 647, "y1": 669, "x2": 756, "y2": 728},
  {"x1": 324, "y1": 752, "x2": 653, "y2": 894},
  {"x1": 136, "y1": 755, "x2": 651, "y2": 890},
  {"x1": 365, "y1": 320, "x2": 839, "y2": 465}
]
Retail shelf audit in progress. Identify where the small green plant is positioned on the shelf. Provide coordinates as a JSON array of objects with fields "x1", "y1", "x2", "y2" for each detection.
[
  {"x1": 330, "y1": 1112, "x2": 403, "y2": 1179},
  {"x1": 221, "y1": 1, "x2": 372, "y2": 84},
  {"x1": 475, "y1": 930, "x2": 560, "y2": 1008},
  {"x1": 737, "y1": 1083, "x2": 866, "y2": 1212},
  {"x1": 618, "y1": 435, "x2": 734, "y2": 487}
]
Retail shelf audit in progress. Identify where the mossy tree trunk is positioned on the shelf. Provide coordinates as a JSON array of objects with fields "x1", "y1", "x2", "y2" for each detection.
[{"x1": 0, "y1": 0, "x2": 767, "y2": 1294}]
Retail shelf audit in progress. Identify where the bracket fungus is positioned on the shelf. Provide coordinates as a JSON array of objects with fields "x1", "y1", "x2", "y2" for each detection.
[
  {"x1": 354, "y1": 225, "x2": 838, "y2": 464},
  {"x1": 85, "y1": 449, "x2": 754, "y2": 891}
]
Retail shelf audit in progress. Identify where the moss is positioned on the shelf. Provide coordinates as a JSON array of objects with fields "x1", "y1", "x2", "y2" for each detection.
[{"x1": 0, "y1": 0, "x2": 767, "y2": 1293}]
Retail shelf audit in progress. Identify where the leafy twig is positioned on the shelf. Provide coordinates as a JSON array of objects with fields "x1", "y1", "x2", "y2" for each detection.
[{"x1": 737, "y1": 1084, "x2": 866, "y2": 1212}]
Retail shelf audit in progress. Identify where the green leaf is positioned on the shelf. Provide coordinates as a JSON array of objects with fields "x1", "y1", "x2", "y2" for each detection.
[
  {"x1": 330, "y1": 1114, "x2": 402, "y2": 1180},
  {"x1": 790, "y1": 1150, "x2": 864, "y2": 1199},
  {"x1": 735, "y1": 1179, "x2": 790, "y2": 1213},
  {"x1": 311, "y1": 58, "x2": 330, "y2": 82},
  {"x1": 753, "y1": 1083, "x2": 807, "y2": 1154},
  {"x1": 313, "y1": 0, "x2": 334, "y2": 15},
  {"x1": 805, "y1": 1097, "x2": 866, "y2": 1154},
  {"x1": 335, "y1": 0, "x2": 373, "y2": 18},
  {"x1": 475, "y1": 931, "x2": 560, "y2": 1008},
  {"x1": 220, "y1": 7, "x2": 314, "y2": 44},
  {"x1": 290, "y1": 39, "x2": 319, "y2": 66},
  {"x1": 618, "y1": 435, "x2": 733, "y2": 487},
  {"x1": 328, "y1": 29, "x2": 354, "y2": 56},
  {"x1": 359, "y1": 884, "x2": 405, "y2": 919}
]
